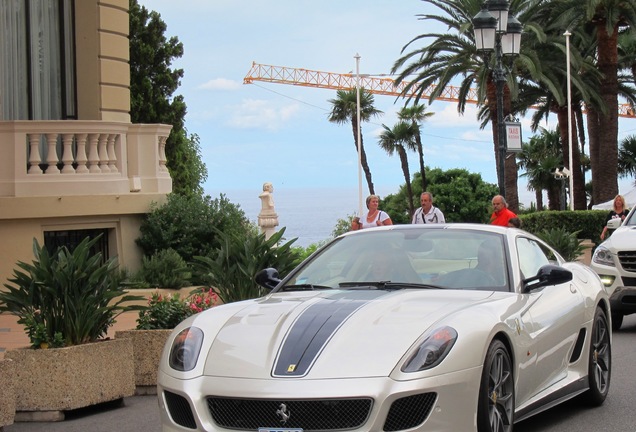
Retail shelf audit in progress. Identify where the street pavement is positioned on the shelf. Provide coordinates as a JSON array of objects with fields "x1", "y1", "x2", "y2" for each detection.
[{"x1": 4, "y1": 395, "x2": 161, "y2": 432}]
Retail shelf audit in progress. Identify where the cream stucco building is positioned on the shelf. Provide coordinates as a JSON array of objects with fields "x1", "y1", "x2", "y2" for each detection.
[{"x1": 0, "y1": 0, "x2": 172, "y2": 288}]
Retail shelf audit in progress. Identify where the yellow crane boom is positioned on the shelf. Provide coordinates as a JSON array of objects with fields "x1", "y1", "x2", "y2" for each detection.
[{"x1": 244, "y1": 61, "x2": 635, "y2": 118}]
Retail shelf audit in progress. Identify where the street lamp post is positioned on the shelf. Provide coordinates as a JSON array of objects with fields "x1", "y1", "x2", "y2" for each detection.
[{"x1": 472, "y1": 0, "x2": 521, "y2": 198}]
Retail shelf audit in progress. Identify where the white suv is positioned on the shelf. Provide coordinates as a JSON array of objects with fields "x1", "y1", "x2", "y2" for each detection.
[{"x1": 591, "y1": 206, "x2": 636, "y2": 330}]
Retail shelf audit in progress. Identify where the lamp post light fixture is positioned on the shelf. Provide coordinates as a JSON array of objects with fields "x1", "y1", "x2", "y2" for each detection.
[{"x1": 472, "y1": 0, "x2": 522, "y2": 198}]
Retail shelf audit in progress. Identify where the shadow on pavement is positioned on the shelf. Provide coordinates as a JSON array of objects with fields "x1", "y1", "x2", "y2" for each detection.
[{"x1": 5, "y1": 395, "x2": 160, "y2": 432}]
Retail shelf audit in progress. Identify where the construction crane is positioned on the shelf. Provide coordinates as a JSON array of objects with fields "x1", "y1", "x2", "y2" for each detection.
[{"x1": 244, "y1": 61, "x2": 636, "y2": 118}]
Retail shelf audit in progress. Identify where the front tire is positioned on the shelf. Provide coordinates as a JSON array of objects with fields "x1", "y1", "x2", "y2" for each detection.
[
  {"x1": 581, "y1": 307, "x2": 611, "y2": 406},
  {"x1": 477, "y1": 339, "x2": 514, "y2": 432}
]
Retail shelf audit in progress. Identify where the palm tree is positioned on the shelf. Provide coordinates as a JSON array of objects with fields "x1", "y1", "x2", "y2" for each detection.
[
  {"x1": 618, "y1": 28, "x2": 636, "y2": 83},
  {"x1": 554, "y1": 0, "x2": 636, "y2": 203},
  {"x1": 517, "y1": 128, "x2": 564, "y2": 210},
  {"x1": 514, "y1": 25, "x2": 603, "y2": 210},
  {"x1": 391, "y1": 0, "x2": 532, "y2": 211},
  {"x1": 327, "y1": 88, "x2": 383, "y2": 195},
  {"x1": 397, "y1": 105, "x2": 435, "y2": 191},
  {"x1": 378, "y1": 121, "x2": 419, "y2": 216},
  {"x1": 618, "y1": 135, "x2": 636, "y2": 181}
]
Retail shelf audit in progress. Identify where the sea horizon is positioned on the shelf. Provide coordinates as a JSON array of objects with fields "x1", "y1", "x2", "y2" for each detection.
[{"x1": 206, "y1": 185, "x2": 398, "y2": 248}]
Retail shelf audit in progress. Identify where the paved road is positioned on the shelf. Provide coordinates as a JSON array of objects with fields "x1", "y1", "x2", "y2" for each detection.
[
  {"x1": 5, "y1": 315, "x2": 636, "y2": 432},
  {"x1": 4, "y1": 395, "x2": 161, "y2": 432}
]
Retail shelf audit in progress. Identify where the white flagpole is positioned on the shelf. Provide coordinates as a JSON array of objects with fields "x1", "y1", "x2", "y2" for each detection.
[
  {"x1": 355, "y1": 53, "x2": 363, "y2": 217},
  {"x1": 565, "y1": 30, "x2": 574, "y2": 210}
]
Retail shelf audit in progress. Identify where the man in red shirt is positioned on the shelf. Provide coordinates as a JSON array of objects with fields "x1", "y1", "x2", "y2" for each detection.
[{"x1": 490, "y1": 195, "x2": 517, "y2": 226}]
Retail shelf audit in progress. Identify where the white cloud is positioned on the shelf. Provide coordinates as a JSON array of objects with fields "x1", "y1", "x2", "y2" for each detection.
[
  {"x1": 429, "y1": 103, "x2": 481, "y2": 128},
  {"x1": 199, "y1": 78, "x2": 241, "y2": 91},
  {"x1": 227, "y1": 99, "x2": 301, "y2": 131}
]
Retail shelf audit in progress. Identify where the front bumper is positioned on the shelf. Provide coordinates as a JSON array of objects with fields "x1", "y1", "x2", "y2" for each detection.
[
  {"x1": 609, "y1": 286, "x2": 636, "y2": 315},
  {"x1": 591, "y1": 260, "x2": 636, "y2": 315},
  {"x1": 157, "y1": 367, "x2": 482, "y2": 432}
]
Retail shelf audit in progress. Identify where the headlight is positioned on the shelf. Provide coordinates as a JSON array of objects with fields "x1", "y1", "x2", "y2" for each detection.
[
  {"x1": 592, "y1": 246, "x2": 615, "y2": 267},
  {"x1": 169, "y1": 327, "x2": 204, "y2": 371},
  {"x1": 402, "y1": 326, "x2": 457, "y2": 372}
]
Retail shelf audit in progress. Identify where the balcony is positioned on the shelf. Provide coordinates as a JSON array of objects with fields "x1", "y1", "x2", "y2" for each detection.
[{"x1": 0, "y1": 121, "x2": 172, "y2": 199}]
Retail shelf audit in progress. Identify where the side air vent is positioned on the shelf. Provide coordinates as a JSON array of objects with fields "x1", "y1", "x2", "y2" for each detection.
[
  {"x1": 164, "y1": 390, "x2": 197, "y2": 429},
  {"x1": 569, "y1": 328, "x2": 587, "y2": 363},
  {"x1": 383, "y1": 392, "x2": 437, "y2": 431}
]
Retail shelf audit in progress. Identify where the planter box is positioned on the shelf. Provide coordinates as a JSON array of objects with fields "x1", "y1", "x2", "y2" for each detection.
[
  {"x1": 0, "y1": 358, "x2": 16, "y2": 428},
  {"x1": 5, "y1": 337, "x2": 135, "y2": 420},
  {"x1": 115, "y1": 329, "x2": 172, "y2": 395}
]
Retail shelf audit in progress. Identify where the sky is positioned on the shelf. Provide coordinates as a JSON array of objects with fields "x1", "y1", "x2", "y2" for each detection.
[{"x1": 138, "y1": 0, "x2": 636, "y2": 205}]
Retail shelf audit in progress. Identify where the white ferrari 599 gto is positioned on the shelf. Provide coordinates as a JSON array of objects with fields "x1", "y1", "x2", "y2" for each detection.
[{"x1": 158, "y1": 224, "x2": 611, "y2": 432}]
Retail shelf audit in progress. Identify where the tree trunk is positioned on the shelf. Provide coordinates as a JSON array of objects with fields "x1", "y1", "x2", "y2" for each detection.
[
  {"x1": 587, "y1": 104, "x2": 601, "y2": 206},
  {"x1": 547, "y1": 184, "x2": 561, "y2": 210},
  {"x1": 350, "y1": 118, "x2": 375, "y2": 195},
  {"x1": 535, "y1": 189, "x2": 543, "y2": 211},
  {"x1": 594, "y1": 22, "x2": 620, "y2": 202},
  {"x1": 505, "y1": 155, "x2": 519, "y2": 212},
  {"x1": 416, "y1": 134, "x2": 427, "y2": 191},
  {"x1": 398, "y1": 147, "x2": 414, "y2": 216},
  {"x1": 486, "y1": 77, "x2": 519, "y2": 211},
  {"x1": 556, "y1": 106, "x2": 586, "y2": 209}
]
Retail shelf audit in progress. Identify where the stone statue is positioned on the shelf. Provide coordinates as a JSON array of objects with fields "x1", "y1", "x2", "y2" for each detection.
[{"x1": 258, "y1": 182, "x2": 279, "y2": 239}]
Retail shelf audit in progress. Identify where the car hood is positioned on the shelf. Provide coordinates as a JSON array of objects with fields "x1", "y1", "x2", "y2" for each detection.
[
  {"x1": 605, "y1": 226, "x2": 636, "y2": 251},
  {"x1": 193, "y1": 289, "x2": 497, "y2": 379}
]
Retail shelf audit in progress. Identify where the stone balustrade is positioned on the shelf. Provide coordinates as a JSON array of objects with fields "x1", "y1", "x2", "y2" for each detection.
[{"x1": 0, "y1": 121, "x2": 172, "y2": 197}]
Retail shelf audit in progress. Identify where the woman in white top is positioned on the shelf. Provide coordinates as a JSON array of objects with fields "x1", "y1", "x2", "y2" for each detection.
[{"x1": 351, "y1": 195, "x2": 393, "y2": 230}]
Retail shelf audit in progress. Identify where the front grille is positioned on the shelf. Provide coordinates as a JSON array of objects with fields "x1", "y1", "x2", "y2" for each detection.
[
  {"x1": 618, "y1": 250, "x2": 636, "y2": 272},
  {"x1": 207, "y1": 397, "x2": 372, "y2": 431},
  {"x1": 164, "y1": 390, "x2": 197, "y2": 429},
  {"x1": 383, "y1": 393, "x2": 437, "y2": 431}
]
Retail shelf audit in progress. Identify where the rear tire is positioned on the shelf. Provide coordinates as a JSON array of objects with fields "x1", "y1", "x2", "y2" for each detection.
[
  {"x1": 611, "y1": 313, "x2": 623, "y2": 331},
  {"x1": 581, "y1": 307, "x2": 611, "y2": 406},
  {"x1": 477, "y1": 339, "x2": 514, "y2": 432}
]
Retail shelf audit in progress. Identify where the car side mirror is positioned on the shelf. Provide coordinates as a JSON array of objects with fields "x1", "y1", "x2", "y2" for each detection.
[
  {"x1": 607, "y1": 219, "x2": 622, "y2": 229},
  {"x1": 255, "y1": 267, "x2": 281, "y2": 291},
  {"x1": 522, "y1": 264, "x2": 573, "y2": 293}
]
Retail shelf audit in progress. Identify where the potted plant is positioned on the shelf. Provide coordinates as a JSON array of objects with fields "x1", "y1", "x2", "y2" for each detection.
[
  {"x1": 0, "y1": 236, "x2": 144, "y2": 420},
  {"x1": 115, "y1": 288, "x2": 219, "y2": 394}
]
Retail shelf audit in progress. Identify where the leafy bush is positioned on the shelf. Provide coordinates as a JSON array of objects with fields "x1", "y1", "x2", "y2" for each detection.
[
  {"x1": 520, "y1": 210, "x2": 607, "y2": 243},
  {"x1": 192, "y1": 228, "x2": 301, "y2": 304},
  {"x1": 140, "y1": 248, "x2": 191, "y2": 289},
  {"x1": 382, "y1": 168, "x2": 498, "y2": 224},
  {"x1": 291, "y1": 240, "x2": 329, "y2": 262},
  {"x1": 332, "y1": 214, "x2": 357, "y2": 237},
  {"x1": 136, "y1": 288, "x2": 219, "y2": 330},
  {"x1": 0, "y1": 236, "x2": 144, "y2": 348},
  {"x1": 534, "y1": 228, "x2": 586, "y2": 261},
  {"x1": 136, "y1": 193, "x2": 251, "y2": 262}
]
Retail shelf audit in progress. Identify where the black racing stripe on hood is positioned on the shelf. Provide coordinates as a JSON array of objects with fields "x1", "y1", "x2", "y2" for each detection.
[{"x1": 273, "y1": 290, "x2": 388, "y2": 377}]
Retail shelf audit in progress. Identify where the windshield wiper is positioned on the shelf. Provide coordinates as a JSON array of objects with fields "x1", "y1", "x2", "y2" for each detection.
[
  {"x1": 339, "y1": 281, "x2": 444, "y2": 290},
  {"x1": 280, "y1": 284, "x2": 333, "y2": 291}
]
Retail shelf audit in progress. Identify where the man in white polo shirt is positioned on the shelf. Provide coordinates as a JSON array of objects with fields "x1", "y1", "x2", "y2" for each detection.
[{"x1": 412, "y1": 192, "x2": 446, "y2": 224}]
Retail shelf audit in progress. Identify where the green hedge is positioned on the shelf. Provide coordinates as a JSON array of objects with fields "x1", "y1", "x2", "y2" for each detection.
[{"x1": 520, "y1": 210, "x2": 608, "y2": 244}]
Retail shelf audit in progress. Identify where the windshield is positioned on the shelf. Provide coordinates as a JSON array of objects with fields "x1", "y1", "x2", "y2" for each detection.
[
  {"x1": 625, "y1": 207, "x2": 636, "y2": 226},
  {"x1": 280, "y1": 228, "x2": 509, "y2": 292}
]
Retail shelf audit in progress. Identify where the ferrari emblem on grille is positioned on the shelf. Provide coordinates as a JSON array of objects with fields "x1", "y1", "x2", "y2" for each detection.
[
  {"x1": 276, "y1": 403, "x2": 291, "y2": 424},
  {"x1": 287, "y1": 364, "x2": 296, "y2": 372}
]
